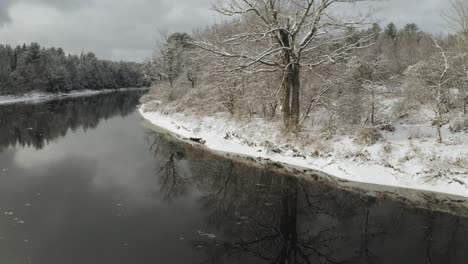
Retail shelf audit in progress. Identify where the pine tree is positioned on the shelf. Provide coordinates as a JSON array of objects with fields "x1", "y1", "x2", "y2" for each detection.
[
  {"x1": 384, "y1": 23, "x2": 398, "y2": 40},
  {"x1": 403, "y1": 23, "x2": 420, "y2": 33},
  {"x1": 0, "y1": 42, "x2": 147, "y2": 95}
]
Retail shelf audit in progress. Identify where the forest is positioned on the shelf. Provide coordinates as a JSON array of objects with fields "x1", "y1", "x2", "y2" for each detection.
[
  {"x1": 0, "y1": 42, "x2": 148, "y2": 95},
  {"x1": 143, "y1": 0, "x2": 468, "y2": 143},
  {"x1": 140, "y1": 0, "x2": 468, "y2": 195}
]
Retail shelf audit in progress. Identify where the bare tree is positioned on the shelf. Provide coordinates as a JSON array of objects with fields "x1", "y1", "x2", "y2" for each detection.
[
  {"x1": 152, "y1": 32, "x2": 192, "y2": 99},
  {"x1": 218, "y1": 77, "x2": 242, "y2": 115},
  {"x1": 442, "y1": 0, "x2": 468, "y2": 35},
  {"x1": 355, "y1": 53, "x2": 393, "y2": 125},
  {"x1": 183, "y1": 46, "x2": 203, "y2": 89},
  {"x1": 406, "y1": 37, "x2": 452, "y2": 143},
  {"x1": 398, "y1": 23, "x2": 424, "y2": 67},
  {"x1": 192, "y1": 0, "x2": 374, "y2": 131},
  {"x1": 433, "y1": 39, "x2": 452, "y2": 143},
  {"x1": 450, "y1": 38, "x2": 468, "y2": 115},
  {"x1": 443, "y1": 0, "x2": 468, "y2": 114}
]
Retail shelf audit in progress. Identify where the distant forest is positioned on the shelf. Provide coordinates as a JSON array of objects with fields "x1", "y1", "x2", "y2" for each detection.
[{"x1": 0, "y1": 43, "x2": 149, "y2": 95}]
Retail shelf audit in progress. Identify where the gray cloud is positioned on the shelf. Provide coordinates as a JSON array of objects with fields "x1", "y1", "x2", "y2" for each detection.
[
  {"x1": 0, "y1": 0, "x2": 91, "y2": 25},
  {"x1": 0, "y1": 0, "x2": 215, "y2": 62},
  {"x1": 32, "y1": 0, "x2": 92, "y2": 9},
  {"x1": 0, "y1": 0, "x2": 452, "y2": 62},
  {"x1": 0, "y1": 0, "x2": 15, "y2": 25}
]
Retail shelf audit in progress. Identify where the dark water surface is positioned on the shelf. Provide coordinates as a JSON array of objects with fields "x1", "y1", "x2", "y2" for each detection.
[{"x1": 0, "y1": 91, "x2": 468, "y2": 264}]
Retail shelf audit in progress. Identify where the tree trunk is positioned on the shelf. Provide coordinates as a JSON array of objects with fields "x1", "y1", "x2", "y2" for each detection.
[
  {"x1": 278, "y1": 27, "x2": 301, "y2": 131},
  {"x1": 464, "y1": 93, "x2": 467, "y2": 115},
  {"x1": 279, "y1": 29, "x2": 301, "y2": 131},
  {"x1": 282, "y1": 63, "x2": 301, "y2": 130},
  {"x1": 436, "y1": 124, "x2": 442, "y2": 144},
  {"x1": 282, "y1": 70, "x2": 292, "y2": 128},
  {"x1": 435, "y1": 85, "x2": 443, "y2": 143},
  {"x1": 371, "y1": 89, "x2": 375, "y2": 125},
  {"x1": 290, "y1": 63, "x2": 300, "y2": 130}
]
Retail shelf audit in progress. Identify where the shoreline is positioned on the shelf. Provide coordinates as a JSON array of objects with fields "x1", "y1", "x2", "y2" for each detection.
[
  {"x1": 139, "y1": 111, "x2": 468, "y2": 216},
  {"x1": 0, "y1": 87, "x2": 149, "y2": 105},
  {"x1": 138, "y1": 105, "x2": 468, "y2": 199}
]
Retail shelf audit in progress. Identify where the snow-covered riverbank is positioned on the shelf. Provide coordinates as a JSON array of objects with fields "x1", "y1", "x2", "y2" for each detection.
[
  {"x1": 139, "y1": 104, "x2": 468, "y2": 198},
  {"x1": 0, "y1": 88, "x2": 149, "y2": 105}
]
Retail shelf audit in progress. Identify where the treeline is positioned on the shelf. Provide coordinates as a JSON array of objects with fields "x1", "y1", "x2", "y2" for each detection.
[{"x1": 0, "y1": 42, "x2": 149, "y2": 95}]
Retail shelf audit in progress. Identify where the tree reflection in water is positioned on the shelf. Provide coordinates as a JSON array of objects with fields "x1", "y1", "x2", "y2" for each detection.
[
  {"x1": 151, "y1": 131, "x2": 468, "y2": 264},
  {"x1": 0, "y1": 91, "x2": 144, "y2": 150},
  {"x1": 158, "y1": 152, "x2": 187, "y2": 202},
  {"x1": 150, "y1": 133, "x2": 189, "y2": 202}
]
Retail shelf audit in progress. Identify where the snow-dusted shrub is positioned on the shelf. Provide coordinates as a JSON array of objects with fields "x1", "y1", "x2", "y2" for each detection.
[
  {"x1": 449, "y1": 116, "x2": 468, "y2": 133},
  {"x1": 378, "y1": 122, "x2": 395, "y2": 132},
  {"x1": 351, "y1": 150, "x2": 371, "y2": 162},
  {"x1": 164, "y1": 84, "x2": 224, "y2": 114},
  {"x1": 354, "y1": 126, "x2": 383, "y2": 145},
  {"x1": 392, "y1": 98, "x2": 421, "y2": 120},
  {"x1": 307, "y1": 136, "x2": 333, "y2": 157},
  {"x1": 139, "y1": 93, "x2": 158, "y2": 104},
  {"x1": 382, "y1": 143, "x2": 392, "y2": 155},
  {"x1": 424, "y1": 157, "x2": 468, "y2": 183},
  {"x1": 400, "y1": 142, "x2": 421, "y2": 162},
  {"x1": 142, "y1": 85, "x2": 172, "y2": 103},
  {"x1": 142, "y1": 100, "x2": 161, "y2": 112}
]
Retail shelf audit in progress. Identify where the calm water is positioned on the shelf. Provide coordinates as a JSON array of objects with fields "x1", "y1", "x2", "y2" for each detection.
[{"x1": 0, "y1": 91, "x2": 468, "y2": 264}]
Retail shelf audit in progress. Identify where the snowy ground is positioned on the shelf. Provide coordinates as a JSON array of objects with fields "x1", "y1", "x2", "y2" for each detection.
[
  {"x1": 0, "y1": 88, "x2": 148, "y2": 105},
  {"x1": 139, "y1": 103, "x2": 468, "y2": 198}
]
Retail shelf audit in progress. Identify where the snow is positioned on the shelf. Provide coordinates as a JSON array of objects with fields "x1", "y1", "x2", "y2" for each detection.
[
  {"x1": 0, "y1": 88, "x2": 148, "y2": 105},
  {"x1": 139, "y1": 105, "x2": 468, "y2": 198}
]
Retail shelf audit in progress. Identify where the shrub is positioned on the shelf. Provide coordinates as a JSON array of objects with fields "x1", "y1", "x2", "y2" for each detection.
[
  {"x1": 449, "y1": 116, "x2": 468, "y2": 133},
  {"x1": 383, "y1": 143, "x2": 392, "y2": 154},
  {"x1": 355, "y1": 126, "x2": 383, "y2": 145},
  {"x1": 142, "y1": 100, "x2": 161, "y2": 112},
  {"x1": 378, "y1": 122, "x2": 396, "y2": 132}
]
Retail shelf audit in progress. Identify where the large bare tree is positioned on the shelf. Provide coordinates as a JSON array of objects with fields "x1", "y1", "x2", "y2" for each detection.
[
  {"x1": 443, "y1": 0, "x2": 468, "y2": 35},
  {"x1": 443, "y1": 0, "x2": 468, "y2": 114},
  {"x1": 192, "y1": 0, "x2": 374, "y2": 130}
]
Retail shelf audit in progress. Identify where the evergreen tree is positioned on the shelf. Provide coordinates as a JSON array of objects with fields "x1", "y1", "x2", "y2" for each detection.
[
  {"x1": 384, "y1": 22, "x2": 398, "y2": 40},
  {"x1": 403, "y1": 23, "x2": 420, "y2": 33},
  {"x1": 0, "y1": 42, "x2": 147, "y2": 95}
]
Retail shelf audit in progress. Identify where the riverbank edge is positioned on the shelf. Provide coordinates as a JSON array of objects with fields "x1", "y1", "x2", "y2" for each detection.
[
  {"x1": 139, "y1": 106, "x2": 468, "y2": 216},
  {"x1": 0, "y1": 88, "x2": 149, "y2": 105}
]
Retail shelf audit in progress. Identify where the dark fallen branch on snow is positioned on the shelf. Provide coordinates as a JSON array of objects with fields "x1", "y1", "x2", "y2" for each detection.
[{"x1": 189, "y1": 138, "x2": 206, "y2": 144}]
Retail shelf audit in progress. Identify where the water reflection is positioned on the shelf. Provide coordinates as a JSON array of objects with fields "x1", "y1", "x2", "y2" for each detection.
[
  {"x1": 0, "y1": 95, "x2": 205, "y2": 264},
  {"x1": 1, "y1": 93, "x2": 467, "y2": 264},
  {"x1": 0, "y1": 91, "x2": 143, "y2": 150},
  {"x1": 151, "y1": 131, "x2": 468, "y2": 264}
]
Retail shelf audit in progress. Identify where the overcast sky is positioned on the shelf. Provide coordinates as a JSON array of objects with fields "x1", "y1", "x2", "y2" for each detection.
[{"x1": 0, "y1": 0, "x2": 450, "y2": 62}]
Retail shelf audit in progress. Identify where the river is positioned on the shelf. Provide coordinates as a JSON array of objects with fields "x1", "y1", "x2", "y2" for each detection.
[{"x1": 0, "y1": 91, "x2": 467, "y2": 264}]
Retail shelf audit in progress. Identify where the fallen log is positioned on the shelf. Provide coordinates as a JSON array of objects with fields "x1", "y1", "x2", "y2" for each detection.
[{"x1": 189, "y1": 137, "x2": 206, "y2": 144}]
